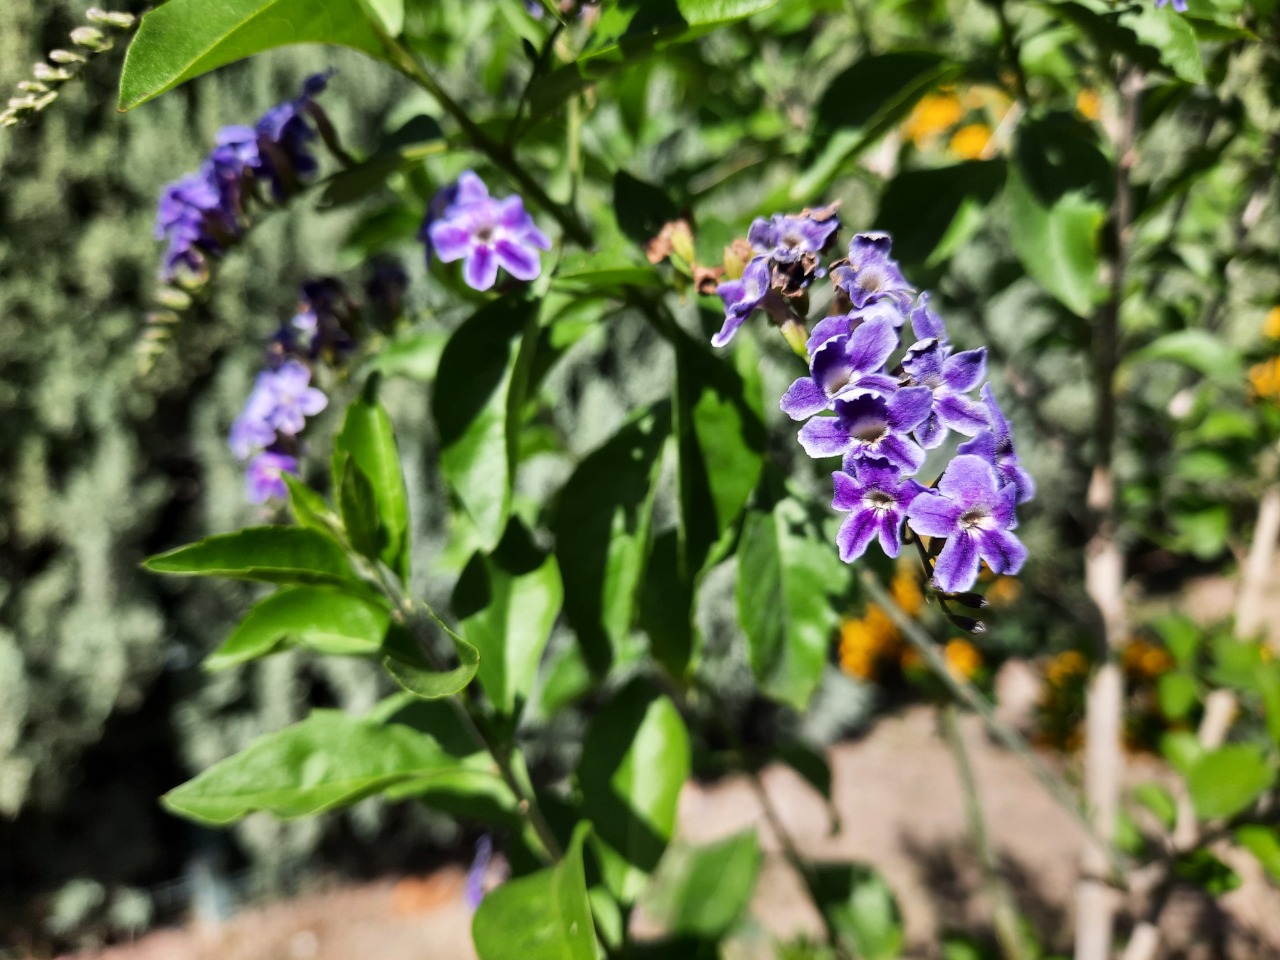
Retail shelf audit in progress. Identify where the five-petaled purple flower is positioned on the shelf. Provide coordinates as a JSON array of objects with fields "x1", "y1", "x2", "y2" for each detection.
[
  {"x1": 748, "y1": 210, "x2": 839, "y2": 264},
  {"x1": 958, "y1": 383, "x2": 1037, "y2": 505},
  {"x1": 799, "y1": 388, "x2": 933, "y2": 474},
  {"x1": 263, "y1": 360, "x2": 328, "y2": 436},
  {"x1": 832, "y1": 460, "x2": 925, "y2": 562},
  {"x1": 245, "y1": 451, "x2": 299, "y2": 505},
  {"x1": 781, "y1": 317, "x2": 901, "y2": 420},
  {"x1": 829, "y1": 233, "x2": 915, "y2": 314},
  {"x1": 425, "y1": 170, "x2": 552, "y2": 291},
  {"x1": 900, "y1": 338, "x2": 990, "y2": 449},
  {"x1": 713, "y1": 256, "x2": 774, "y2": 348},
  {"x1": 906, "y1": 455, "x2": 1028, "y2": 593}
]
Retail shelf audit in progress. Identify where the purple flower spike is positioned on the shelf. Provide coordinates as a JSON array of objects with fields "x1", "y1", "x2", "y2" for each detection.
[
  {"x1": 245, "y1": 451, "x2": 299, "y2": 504},
  {"x1": 780, "y1": 317, "x2": 900, "y2": 421},
  {"x1": 832, "y1": 460, "x2": 925, "y2": 562},
  {"x1": 797, "y1": 387, "x2": 932, "y2": 473},
  {"x1": 829, "y1": 233, "x2": 915, "y2": 314},
  {"x1": 426, "y1": 170, "x2": 552, "y2": 291},
  {"x1": 906, "y1": 454, "x2": 1027, "y2": 593},
  {"x1": 957, "y1": 383, "x2": 1036, "y2": 505},
  {"x1": 229, "y1": 374, "x2": 279, "y2": 458},
  {"x1": 901, "y1": 340, "x2": 990, "y2": 449},
  {"x1": 748, "y1": 210, "x2": 840, "y2": 264},
  {"x1": 264, "y1": 360, "x2": 328, "y2": 436},
  {"x1": 713, "y1": 256, "x2": 772, "y2": 348}
]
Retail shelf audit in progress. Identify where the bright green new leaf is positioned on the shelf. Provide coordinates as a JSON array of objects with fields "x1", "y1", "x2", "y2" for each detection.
[
  {"x1": 356, "y1": 0, "x2": 404, "y2": 35},
  {"x1": 1131, "y1": 330, "x2": 1241, "y2": 383},
  {"x1": 162, "y1": 709, "x2": 451, "y2": 825},
  {"x1": 1156, "y1": 671, "x2": 1200, "y2": 721},
  {"x1": 453, "y1": 520, "x2": 564, "y2": 716},
  {"x1": 434, "y1": 297, "x2": 539, "y2": 552},
  {"x1": 1120, "y1": 4, "x2": 1206, "y2": 85},
  {"x1": 283, "y1": 474, "x2": 336, "y2": 534},
  {"x1": 579, "y1": 681, "x2": 691, "y2": 904},
  {"x1": 144, "y1": 526, "x2": 356, "y2": 586},
  {"x1": 1186, "y1": 744, "x2": 1276, "y2": 821},
  {"x1": 206, "y1": 587, "x2": 391, "y2": 670},
  {"x1": 738, "y1": 495, "x2": 850, "y2": 711},
  {"x1": 118, "y1": 0, "x2": 387, "y2": 111},
  {"x1": 814, "y1": 862, "x2": 905, "y2": 960},
  {"x1": 472, "y1": 823, "x2": 596, "y2": 960},
  {"x1": 1235, "y1": 825, "x2": 1280, "y2": 883},
  {"x1": 334, "y1": 382, "x2": 412, "y2": 580},
  {"x1": 383, "y1": 632, "x2": 481, "y2": 701},
  {"x1": 642, "y1": 830, "x2": 762, "y2": 938},
  {"x1": 1006, "y1": 167, "x2": 1104, "y2": 317}
]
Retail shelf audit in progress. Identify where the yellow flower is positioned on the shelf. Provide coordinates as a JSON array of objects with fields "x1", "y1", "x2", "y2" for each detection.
[
  {"x1": 1076, "y1": 89, "x2": 1101, "y2": 121},
  {"x1": 1264, "y1": 306, "x2": 1280, "y2": 339},
  {"x1": 838, "y1": 604, "x2": 901, "y2": 681},
  {"x1": 944, "y1": 638, "x2": 983, "y2": 680},
  {"x1": 1249, "y1": 358, "x2": 1280, "y2": 399},
  {"x1": 1122, "y1": 638, "x2": 1172, "y2": 679},
  {"x1": 949, "y1": 123, "x2": 992, "y2": 160},
  {"x1": 903, "y1": 91, "x2": 963, "y2": 145},
  {"x1": 889, "y1": 565, "x2": 924, "y2": 618},
  {"x1": 1046, "y1": 650, "x2": 1088, "y2": 687}
]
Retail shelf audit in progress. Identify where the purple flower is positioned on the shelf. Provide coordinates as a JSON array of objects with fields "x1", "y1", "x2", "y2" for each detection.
[
  {"x1": 263, "y1": 360, "x2": 328, "y2": 436},
  {"x1": 253, "y1": 72, "x2": 331, "y2": 197},
  {"x1": 1154, "y1": 0, "x2": 1187, "y2": 11},
  {"x1": 797, "y1": 388, "x2": 933, "y2": 474},
  {"x1": 780, "y1": 317, "x2": 901, "y2": 420},
  {"x1": 957, "y1": 383, "x2": 1036, "y2": 505},
  {"x1": 713, "y1": 255, "x2": 772, "y2": 348},
  {"x1": 425, "y1": 170, "x2": 551, "y2": 291},
  {"x1": 900, "y1": 339, "x2": 990, "y2": 449},
  {"x1": 229, "y1": 373, "x2": 279, "y2": 458},
  {"x1": 832, "y1": 460, "x2": 925, "y2": 562},
  {"x1": 907, "y1": 291, "x2": 948, "y2": 343},
  {"x1": 906, "y1": 454, "x2": 1027, "y2": 593},
  {"x1": 464, "y1": 835, "x2": 494, "y2": 911},
  {"x1": 245, "y1": 451, "x2": 298, "y2": 504},
  {"x1": 829, "y1": 233, "x2": 915, "y2": 313},
  {"x1": 747, "y1": 209, "x2": 839, "y2": 265}
]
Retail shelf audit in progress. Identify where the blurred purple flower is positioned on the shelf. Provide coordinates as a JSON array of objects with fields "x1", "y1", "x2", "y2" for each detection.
[
  {"x1": 957, "y1": 383, "x2": 1037, "y2": 505},
  {"x1": 464, "y1": 835, "x2": 494, "y2": 912},
  {"x1": 425, "y1": 170, "x2": 551, "y2": 291},
  {"x1": 832, "y1": 460, "x2": 925, "y2": 562},
  {"x1": 263, "y1": 360, "x2": 328, "y2": 436},
  {"x1": 229, "y1": 373, "x2": 279, "y2": 458},
  {"x1": 245, "y1": 451, "x2": 298, "y2": 504},
  {"x1": 747, "y1": 209, "x2": 839, "y2": 265},
  {"x1": 906, "y1": 454, "x2": 1027, "y2": 592},
  {"x1": 1154, "y1": 0, "x2": 1187, "y2": 11}
]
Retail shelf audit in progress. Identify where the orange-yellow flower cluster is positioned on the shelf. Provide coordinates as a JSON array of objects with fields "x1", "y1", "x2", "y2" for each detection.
[
  {"x1": 1121, "y1": 637, "x2": 1174, "y2": 680},
  {"x1": 901, "y1": 86, "x2": 1010, "y2": 161},
  {"x1": 1044, "y1": 649, "x2": 1089, "y2": 688}
]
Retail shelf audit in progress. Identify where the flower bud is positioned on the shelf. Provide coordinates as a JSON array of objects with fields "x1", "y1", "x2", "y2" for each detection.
[
  {"x1": 85, "y1": 8, "x2": 137, "y2": 29},
  {"x1": 48, "y1": 49, "x2": 87, "y2": 65},
  {"x1": 32, "y1": 63, "x2": 74, "y2": 83},
  {"x1": 69, "y1": 26, "x2": 110, "y2": 51}
]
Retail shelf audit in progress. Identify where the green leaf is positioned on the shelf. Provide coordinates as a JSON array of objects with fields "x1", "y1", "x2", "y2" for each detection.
[
  {"x1": 875, "y1": 160, "x2": 1006, "y2": 267},
  {"x1": 434, "y1": 297, "x2": 539, "y2": 551},
  {"x1": 338, "y1": 456, "x2": 383, "y2": 563},
  {"x1": 1171, "y1": 849, "x2": 1241, "y2": 895},
  {"x1": 1120, "y1": 4, "x2": 1206, "y2": 85},
  {"x1": 550, "y1": 405, "x2": 669, "y2": 677},
  {"x1": 453, "y1": 519, "x2": 564, "y2": 716},
  {"x1": 642, "y1": 830, "x2": 762, "y2": 938},
  {"x1": 814, "y1": 863, "x2": 905, "y2": 960},
  {"x1": 1235, "y1": 825, "x2": 1280, "y2": 883},
  {"x1": 383, "y1": 628, "x2": 481, "y2": 701},
  {"x1": 162, "y1": 709, "x2": 451, "y2": 826},
  {"x1": 613, "y1": 171, "x2": 680, "y2": 248},
  {"x1": 1186, "y1": 744, "x2": 1276, "y2": 820},
  {"x1": 356, "y1": 0, "x2": 403, "y2": 35},
  {"x1": 738, "y1": 494, "x2": 851, "y2": 711},
  {"x1": 1156, "y1": 671, "x2": 1200, "y2": 721},
  {"x1": 1132, "y1": 781, "x2": 1178, "y2": 832},
  {"x1": 283, "y1": 474, "x2": 336, "y2": 534},
  {"x1": 1153, "y1": 613, "x2": 1201, "y2": 666},
  {"x1": 118, "y1": 0, "x2": 387, "y2": 111},
  {"x1": 473, "y1": 822, "x2": 596, "y2": 960},
  {"x1": 206, "y1": 587, "x2": 391, "y2": 670},
  {"x1": 1131, "y1": 330, "x2": 1241, "y2": 382},
  {"x1": 579, "y1": 680, "x2": 691, "y2": 904},
  {"x1": 1160, "y1": 730, "x2": 1204, "y2": 778},
  {"x1": 144, "y1": 526, "x2": 356, "y2": 587},
  {"x1": 334, "y1": 381, "x2": 412, "y2": 580},
  {"x1": 1005, "y1": 166, "x2": 1105, "y2": 317}
]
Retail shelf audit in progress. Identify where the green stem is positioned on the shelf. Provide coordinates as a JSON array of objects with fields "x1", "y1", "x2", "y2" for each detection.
[
  {"x1": 380, "y1": 36, "x2": 593, "y2": 248},
  {"x1": 940, "y1": 704, "x2": 1032, "y2": 960}
]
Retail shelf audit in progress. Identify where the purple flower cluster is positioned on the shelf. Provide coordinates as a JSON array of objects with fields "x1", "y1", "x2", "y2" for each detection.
[
  {"x1": 716, "y1": 213, "x2": 1035, "y2": 595},
  {"x1": 420, "y1": 171, "x2": 551, "y2": 292},
  {"x1": 154, "y1": 73, "x2": 333, "y2": 284},
  {"x1": 1154, "y1": 0, "x2": 1187, "y2": 11}
]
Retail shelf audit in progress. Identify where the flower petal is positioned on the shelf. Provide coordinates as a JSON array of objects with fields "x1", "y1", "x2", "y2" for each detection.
[
  {"x1": 932, "y1": 531, "x2": 981, "y2": 593},
  {"x1": 806, "y1": 314, "x2": 854, "y2": 354},
  {"x1": 798, "y1": 416, "x2": 852, "y2": 458},
  {"x1": 975, "y1": 527, "x2": 1028, "y2": 576},
  {"x1": 935, "y1": 394, "x2": 989, "y2": 436},
  {"x1": 942, "y1": 347, "x2": 987, "y2": 394},
  {"x1": 909, "y1": 291, "x2": 948, "y2": 342},
  {"x1": 877, "y1": 510, "x2": 903, "y2": 558},
  {"x1": 906, "y1": 490, "x2": 963, "y2": 538},
  {"x1": 832, "y1": 471, "x2": 860, "y2": 511},
  {"x1": 494, "y1": 238, "x2": 541, "y2": 281},
  {"x1": 880, "y1": 433, "x2": 926, "y2": 474},
  {"x1": 454, "y1": 170, "x2": 490, "y2": 206},
  {"x1": 464, "y1": 244, "x2": 499, "y2": 291},
  {"x1": 887, "y1": 386, "x2": 933, "y2": 432},
  {"x1": 937, "y1": 454, "x2": 999, "y2": 503},
  {"x1": 915, "y1": 411, "x2": 947, "y2": 450},
  {"x1": 837, "y1": 510, "x2": 879, "y2": 563},
  {"x1": 781, "y1": 377, "x2": 829, "y2": 420},
  {"x1": 429, "y1": 222, "x2": 471, "y2": 263},
  {"x1": 844, "y1": 317, "x2": 897, "y2": 373}
]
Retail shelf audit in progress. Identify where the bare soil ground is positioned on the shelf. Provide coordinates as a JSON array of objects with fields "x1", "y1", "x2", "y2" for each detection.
[{"x1": 60, "y1": 701, "x2": 1280, "y2": 960}]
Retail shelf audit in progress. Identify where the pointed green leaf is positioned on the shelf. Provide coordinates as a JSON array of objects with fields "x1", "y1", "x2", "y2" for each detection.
[
  {"x1": 283, "y1": 474, "x2": 337, "y2": 534},
  {"x1": 338, "y1": 455, "x2": 384, "y2": 563},
  {"x1": 118, "y1": 0, "x2": 388, "y2": 111},
  {"x1": 1186, "y1": 744, "x2": 1276, "y2": 821},
  {"x1": 1006, "y1": 167, "x2": 1105, "y2": 318},
  {"x1": 207, "y1": 587, "x2": 391, "y2": 670},
  {"x1": 814, "y1": 863, "x2": 905, "y2": 960},
  {"x1": 334, "y1": 383, "x2": 412, "y2": 580},
  {"x1": 162, "y1": 710, "x2": 451, "y2": 826},
  {"x1": 1235, "y1": 825, "x2": 1280, "y2": 883},
  {"x1": 434, "y1": 297, "x2": 539, "y2": 551},
  {"x1": 356, "y1": 0, "x2": 403, "y2": 35},
  {"x1": 1120, "y1": 4, "x2": 1205, "y2": 85},
  {"x1": 453, "y1": 520, "x2": 563, "y2": 716},
  {"x1": 738, "y1": 495, "x2": 851, "y2": 711},
  {"x1": 383, "y1": 630, "x2": 481, "y2": 701},
  {"x1": 579, "y1": 681, "x2": 690, "y2": 904},
  {"x1": 472, "y1": 822, "x2": 596, "y2": 960},
  {"x1": 643, "y1": 830, "x2": 762, "y2": 938},
  {"x1": 144, "y1": 526, "x2": 356, "y2": 586}
]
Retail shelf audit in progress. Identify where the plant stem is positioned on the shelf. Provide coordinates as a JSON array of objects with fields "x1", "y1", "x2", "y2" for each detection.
[
  {"x1": 860, "y1": 571, "x2": 1129, "y2": 880},
  {"x1": 380, "y1": 36, "x2": 593, "y2": 247},
  {"x1": 991, "y1": 0, "x2": 1030, "y2": 104},
  {"x1": 940, "y1": 704, "x2": 1032, "y2": 960}
]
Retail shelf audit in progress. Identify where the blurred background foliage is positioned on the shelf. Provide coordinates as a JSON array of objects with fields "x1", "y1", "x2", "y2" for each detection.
[{"x1": 4, "y1": 0, "x2": 1280, "y2": 954}]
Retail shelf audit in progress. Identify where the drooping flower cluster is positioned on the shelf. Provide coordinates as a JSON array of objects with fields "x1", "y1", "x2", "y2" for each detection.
[
  {"x1": 420, "y1": 171, "x2": 551, "y2": 292},
  {"x1": 712, "y1": 214, "x2": 1035, "y2": 595},
  {"x1": 154, "y1": 73, "x2": 334, "y2": 284}
]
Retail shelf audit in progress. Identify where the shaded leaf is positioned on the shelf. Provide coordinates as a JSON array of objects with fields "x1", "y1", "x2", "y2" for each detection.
[
  {"x1": 384, "y1": 627, "x2": 481, "y2": 701},
  {"x1": 643, "y1": 830, "x2": 762, "y2": 938},
  {"x1": 814, "y1": 862, "x2": 904, "y2": 960},
  {"x1": 876, "y1": 160, "x2": 1006, "y2": 266},
  {"x1": 144, "y1": 526, "x2": 356, "y2": 587},
  {"x1": 1005, "y1": 166, "x2": 1104, "y2": 317},
  {"x1": 1235, "y1": 825, "x2": 1280, "y2": 883}
]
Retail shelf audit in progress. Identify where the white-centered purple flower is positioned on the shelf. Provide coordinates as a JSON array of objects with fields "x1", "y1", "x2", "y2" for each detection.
[
  {"x1": 829, "y1": 233, "x2": 915, "y2": 314},
  {"x1": 832, "y1": 460, "x2": 925, "y2": 562},
  {"x1": 957, "y1": 383, "x2": 1036, "y2": 505},
  {"x1": 748, "y1": 210, "x2": 839, "y2": 265},
  {"x1": 798, "y1": 387, "x2": 933, "y2": 474},
  {"x1": 780, "y1": 317, "x2": 901, "y2": 420},
  {"x1": 900, "y1": 338, "x2": 990, "y2": 449},
  {"x1": 906, "y1": 454, "x2": 1028, "y2": 593},
  {"x1": 264, "y1": 360, "x2": 328, "y2": 436},
  {"x1": 806, "y1": 299, "x2": 907, "y2": 355},
  {"x1": 713, "y1": 255, "x2": 773, "y2": 348},
  {"x1": 425, "y1": 170, "x2": 551, "y2": 291},
  {"x1": 907, "y1": 291, "x2": 949, "y2": 343},
  {"x1": 245, "y1": 451, "x2": 299, "y2": 504}
]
